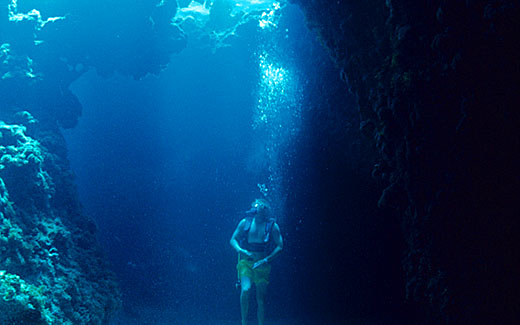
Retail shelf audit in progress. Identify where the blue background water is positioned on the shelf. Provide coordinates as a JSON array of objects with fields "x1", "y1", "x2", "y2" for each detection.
[
  {"x1": 62, "y1": 3, "x2": 405, "y2": 324},
  {"x1": 64, "y1": 5, "x2": 312, "y2": 323}
]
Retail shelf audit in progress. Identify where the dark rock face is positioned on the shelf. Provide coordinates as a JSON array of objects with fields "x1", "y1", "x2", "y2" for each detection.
[{"x1": 294, "y1": 0, "x2": 520, "y2": 322}]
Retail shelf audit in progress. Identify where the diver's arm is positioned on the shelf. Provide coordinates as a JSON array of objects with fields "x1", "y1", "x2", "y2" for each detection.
[
  {"x1": 265, "y1": 223, "x2": 283, "y2": 263},
  {"x1": 230, "y1": 219, "x2": 251, "y2": 255}
]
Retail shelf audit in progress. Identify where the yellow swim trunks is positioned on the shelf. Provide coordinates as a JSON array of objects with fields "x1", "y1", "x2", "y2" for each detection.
[{"x1": 237, "y1": 258, "x2": 271, "y2": 285}]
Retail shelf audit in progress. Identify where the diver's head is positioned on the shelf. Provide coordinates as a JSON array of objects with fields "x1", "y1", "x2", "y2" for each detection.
[{"x1": 251, "y1": 198, "x2": 271, "y2": 220}]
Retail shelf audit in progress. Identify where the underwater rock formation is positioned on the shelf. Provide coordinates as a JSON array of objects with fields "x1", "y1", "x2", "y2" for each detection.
[
  {"x1": 0, "y1": 1, "x2": 187, "y2": 322},
  {"x1": 0, "y1": 0, "x2": 186, "y2": 128},
  {"x1": 0, "y1": 112, "x2": 120, "y2": 323},
  {"x1": 294, "y1": 0, "x2": 520, "y2": 322}
]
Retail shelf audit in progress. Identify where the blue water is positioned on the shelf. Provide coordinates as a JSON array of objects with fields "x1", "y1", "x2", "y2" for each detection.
[{"x1": 63, "y1": 3, "x2": 333, "y2": 323}]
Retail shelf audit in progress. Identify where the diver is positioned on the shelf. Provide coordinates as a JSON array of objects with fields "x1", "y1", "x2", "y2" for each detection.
[{"x1": 230, "y1": 199, "x2": 283, "y2": 325}]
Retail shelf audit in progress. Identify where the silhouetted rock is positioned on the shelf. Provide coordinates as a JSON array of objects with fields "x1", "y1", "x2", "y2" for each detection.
[{"x1": 294, "y1": 0, "x2": 520, "y2": 322}]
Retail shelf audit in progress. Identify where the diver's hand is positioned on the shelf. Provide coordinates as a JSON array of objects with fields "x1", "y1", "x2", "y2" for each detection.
[
  {"x1": 240, "y1": 249, "x2": 252, "y2": 257},
  {"x1": 253, "y1": 258, "x2": 268, "y2": 269}
]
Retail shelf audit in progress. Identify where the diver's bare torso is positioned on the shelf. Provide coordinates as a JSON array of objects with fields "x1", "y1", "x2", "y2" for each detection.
[
  {"x1": 248, "y1": 218, "x2": 266, "y2": 243},
  {"x1": 240, "y1": 218, "x2": 268, "y2": 261}
]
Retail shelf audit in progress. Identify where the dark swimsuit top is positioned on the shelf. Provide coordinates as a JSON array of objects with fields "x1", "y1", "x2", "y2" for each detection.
[{"x1": 240, "y1": 217, "x2": 275, "y2": 253}]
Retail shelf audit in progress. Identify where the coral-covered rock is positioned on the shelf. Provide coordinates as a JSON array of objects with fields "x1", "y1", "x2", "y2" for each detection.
[
  {"x1": 0, "y1": 114, "x2": 120, "y2": 324},
  {"x1": 0, "y1": 270, "x2": 48, "y2": 324}
]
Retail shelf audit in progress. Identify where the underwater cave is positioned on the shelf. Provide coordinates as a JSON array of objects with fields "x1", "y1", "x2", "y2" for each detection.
[{"x1": 1, "y1": 0, "x2": 519, "y2": 324}]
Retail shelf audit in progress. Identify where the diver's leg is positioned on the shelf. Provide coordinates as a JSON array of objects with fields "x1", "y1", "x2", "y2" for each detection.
[
  {"x1": 240, "y1": 276, "x2": 252, "y2": 325},
  {"x1": 256, "y1": 282, "x2": 268, "y2": 325}
]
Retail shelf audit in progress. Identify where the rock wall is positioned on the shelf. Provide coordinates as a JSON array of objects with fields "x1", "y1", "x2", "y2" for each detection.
[
  {"x1": 293, "y1": 0, "x2": 520, "y2": 322},
  {"x1": 0, "y1": 112, "x2": 120, "y2": 323}
]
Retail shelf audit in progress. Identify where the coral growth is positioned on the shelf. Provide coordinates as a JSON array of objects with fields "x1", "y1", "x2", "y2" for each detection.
[
  {"x1": 0, "y1": 113, "x2": 120, "y2": 324},
  {"x1": 0, "y1": 270, "x2": 48, "y2": 324}
]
